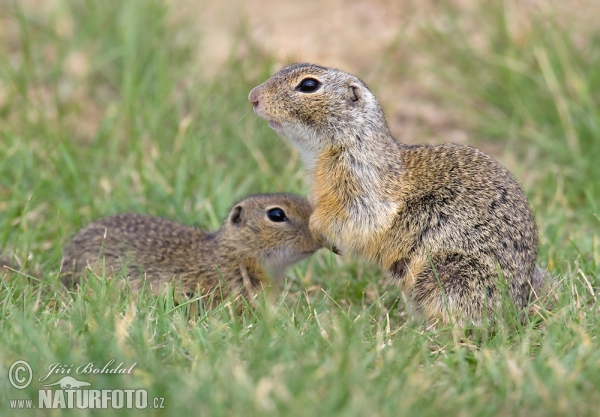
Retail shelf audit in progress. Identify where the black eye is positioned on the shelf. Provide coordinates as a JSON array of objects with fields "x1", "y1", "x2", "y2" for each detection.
[
  {"x1": 295, "y1": 78, "x2": 321, "y2": 93},
  {"x1": 267, "y1": 208, "x2": 288, "y2": 222}
]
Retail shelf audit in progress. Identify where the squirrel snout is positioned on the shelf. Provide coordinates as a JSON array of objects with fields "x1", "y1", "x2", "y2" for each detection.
[{"x1": 248, "y1": 87, "x2": 260, "y2": 108}]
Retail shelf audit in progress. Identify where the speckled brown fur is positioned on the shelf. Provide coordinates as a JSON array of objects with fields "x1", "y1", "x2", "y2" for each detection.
[
  {"x1": 60, "y1": 194, "x2": 322, "y2": 309},
  {"x1": 249, "y1": 63, "x2": 540, "y2": 326}
]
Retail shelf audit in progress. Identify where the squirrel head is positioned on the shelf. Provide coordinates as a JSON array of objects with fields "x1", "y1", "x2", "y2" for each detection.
[
  {"x1": 221, "y1": 193, "x2": 322, "y2": 275},
  {"x1": 249, "y1": 63, "x2": 389, "y2": 168}
]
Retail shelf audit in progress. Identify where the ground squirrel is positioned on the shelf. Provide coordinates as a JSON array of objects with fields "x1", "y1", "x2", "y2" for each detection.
[
  {"x1": 249, "y1": 63, "x2": 540, "y2": 326},
  {"x1": 60, "y1": 194, "x2": 322, "y2": 308}
]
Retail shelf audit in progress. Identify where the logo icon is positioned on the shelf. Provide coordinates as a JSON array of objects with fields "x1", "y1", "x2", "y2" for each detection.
[
  {"x1": 42, "y1": 376, "x2": 91, "y2": 390},
  {"x1": 8, "y1": 360, "x2": 33, "y2": 390}
]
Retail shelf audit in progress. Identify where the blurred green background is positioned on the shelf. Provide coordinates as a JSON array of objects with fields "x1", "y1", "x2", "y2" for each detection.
[{"x1": 1, "y1": 0, "x2": 598, "y2": 415}]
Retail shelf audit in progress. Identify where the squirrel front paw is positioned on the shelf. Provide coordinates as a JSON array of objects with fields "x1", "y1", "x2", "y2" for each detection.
[{"x1": 312, "y1": 233, "x2": 342, "y2": 255}]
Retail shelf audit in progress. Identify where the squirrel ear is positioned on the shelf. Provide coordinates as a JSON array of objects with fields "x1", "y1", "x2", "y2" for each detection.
[
  {"x1": 229, "y1": 205, "x2": 244, "y2": 226},
  {"x1": 346, "y1": 83, "x2": 362, "y2": 106}
]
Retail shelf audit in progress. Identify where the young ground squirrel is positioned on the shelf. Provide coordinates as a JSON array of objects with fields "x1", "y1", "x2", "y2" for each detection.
[
  {"x1": 249, "y1": 63, "x2": 540, "y2": 326},
  {"x1": 60, "y1": 194, "x2": 322, "y2": 308}
]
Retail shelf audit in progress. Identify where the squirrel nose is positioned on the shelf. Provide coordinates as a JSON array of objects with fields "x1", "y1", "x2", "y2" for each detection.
[{"x1": 248, "y1": 87, "x2": 260, "y2": 107}]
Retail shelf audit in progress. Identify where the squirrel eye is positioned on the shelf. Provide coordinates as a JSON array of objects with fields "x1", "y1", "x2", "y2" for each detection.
[
  {"x1": 295, "y1": 78, "x2": 321, "y2": 93},
  {"x1": 267, "y1": 208, "x2": 288, "y2": 222}
]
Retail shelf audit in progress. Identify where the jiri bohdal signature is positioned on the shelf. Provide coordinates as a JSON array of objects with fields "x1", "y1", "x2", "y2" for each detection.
[{"x1": 38, "y1": 360, "x2": 137, "y2": 382}]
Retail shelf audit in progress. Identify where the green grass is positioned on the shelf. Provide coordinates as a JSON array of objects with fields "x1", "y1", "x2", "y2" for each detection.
[{"x1": 1, "y1": 1, "x2": 599, "y2": 416}]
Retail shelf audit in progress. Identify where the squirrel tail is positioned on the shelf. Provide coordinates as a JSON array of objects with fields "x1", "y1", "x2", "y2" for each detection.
[
  {"x1": 529, "y1": 266, "x2": 559, "y2": 315},
  {"x1": 1, "y1": 255, "x2": 20, "y2": 274}
]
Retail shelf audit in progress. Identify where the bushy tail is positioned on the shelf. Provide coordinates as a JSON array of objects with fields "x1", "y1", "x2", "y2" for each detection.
[
  {"x1": 1, "y1": 256, "x2": 20, "y2": 273},
  {"x1": 529, "y1": 266, "x2": 559, "y2": 313}
]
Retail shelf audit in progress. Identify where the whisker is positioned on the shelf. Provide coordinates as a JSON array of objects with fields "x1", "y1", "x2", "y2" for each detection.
[{"x1": 236, "y1": 110, "x2": 253, "y2": 124}]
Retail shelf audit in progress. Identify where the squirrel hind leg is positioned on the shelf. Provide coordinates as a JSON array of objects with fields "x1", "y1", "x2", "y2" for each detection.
[{"x1": 410, "y1": 253, "x2": 510, "y2": 327}]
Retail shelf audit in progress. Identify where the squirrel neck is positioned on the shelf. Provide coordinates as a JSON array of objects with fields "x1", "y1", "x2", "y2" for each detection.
[
  {"x1": 211, "y1": 233, "x2": 269, "y2": 287},
  {"x1": 308, "y1": 127, "x2": 404, "y2": 191},
  {"x1": 238, "y1": 257, "x2": 267, "y2": 289},
  {"x1": 308, "y1": 128, "x2": 405, "y2": 255}
]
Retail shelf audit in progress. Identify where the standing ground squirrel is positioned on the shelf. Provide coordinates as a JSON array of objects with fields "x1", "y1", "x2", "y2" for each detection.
[
  {"x1": 249, "y1": 63, "x2": 540, "y2": 326},
  {"x1": 60, "y1": 194, "x2": 322, "y2": 308}
]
